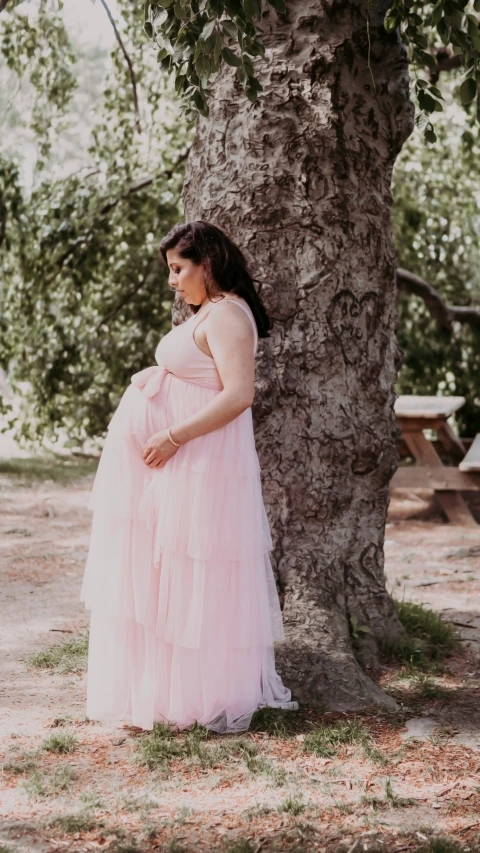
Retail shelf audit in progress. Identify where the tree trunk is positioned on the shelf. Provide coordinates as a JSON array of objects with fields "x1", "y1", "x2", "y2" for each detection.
[{"x1": 180, "y1": 0, "x2": 415, "y2": 709}]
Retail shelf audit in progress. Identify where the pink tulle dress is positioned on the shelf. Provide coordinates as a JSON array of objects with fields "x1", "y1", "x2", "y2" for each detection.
[{"x1": 80, "y1": 294, "x2": 298, "y2": 732}]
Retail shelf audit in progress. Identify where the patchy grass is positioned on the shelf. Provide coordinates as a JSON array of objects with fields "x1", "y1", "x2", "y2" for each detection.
[
  {"x1": 0, "y1": 454, "x2": 97, "y2": 486},
  {"x1": 249, "y1": 706, "x2": 299, "y2": 737},
  {"x1": 416, "y1": 838, "x2": 473, "y2": 853},
  {"x1": 224, "y1": 841, "x2": 257, "y2": 853},
  {"x1": 243, "y1": 803, "x2": 274, "y2": 819},
  {"x1": 242, "y1": 752, "x2": 288, "y2": 787},
  {"x1": 362, "y1": 742, "x2": 391, "y2": 766},
  {"x1": 136, "y1": 721, "x2": 259, "y2": 771},
  {"x1": 3, "y1": 749, "x2": 38, "y2": 775},
  {"x1": 41, "y1": 731, "x2": 78, "y2": 753},
  {"x1": 46, "y1": 811, "x2": 98, "y2": 833},
  {"x1": 121, "y1": 793, "x2": 159, "y2": 813},
  {"x1": 380, "y1": 600, "x2": 459, "y2": 668},
  {"x1": 361, "y1": 779, "x2": 416, "y2": 811},
  {"x1": 22, "y1": 765, "x2": 76, "y2": 797},
  {"x1": 79, "y1": 789, "x2": 105, "y2": 809},
  {"x1": 385, "y1": 778, "x2": 416, "y2": 808},
  {"x1": 163, "y1": 841, "x2": 188, "y2": 853},
  {"x1": 277, "y1": 792, "x2": 306, "y2": 816},
  {"x1": 27, "y1": 631, "x2": 89, "y2": 673},
  {"x1": 303, "y1": 719, "x2": 369, "y2": 757},
  {"x1": 106, "y1": 840, "x2": 143, "y2": 853},
  {"x1": 407, "y1": 672, "x2": 451, "y2": 700}
]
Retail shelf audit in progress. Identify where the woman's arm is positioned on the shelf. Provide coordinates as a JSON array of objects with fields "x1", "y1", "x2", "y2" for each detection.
[
  {"x1": 170, "y1": 301, "x2": 256, "y2": 444},
  {"x1": 142, "y1": 301, "x2": 257, "y2": 467}
]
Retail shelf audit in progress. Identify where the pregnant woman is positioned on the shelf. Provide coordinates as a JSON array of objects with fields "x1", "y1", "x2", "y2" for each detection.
[{"x1": 81, "y1": 220, "x2": 298, "y2": 732}]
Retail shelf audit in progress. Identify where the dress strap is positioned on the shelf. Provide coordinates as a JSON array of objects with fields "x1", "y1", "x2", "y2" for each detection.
[{"x1": 208, "y1": 298, "x2": 258, "y2": 354}]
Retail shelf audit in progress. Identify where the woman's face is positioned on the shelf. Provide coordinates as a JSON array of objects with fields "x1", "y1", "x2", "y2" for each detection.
[{"x1": 166, "y1": 249, "x2": 208, "y2": 305}]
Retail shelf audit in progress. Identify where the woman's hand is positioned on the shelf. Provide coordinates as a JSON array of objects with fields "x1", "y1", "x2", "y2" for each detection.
[{"x1": 142, "y1": 429, "x2": 180, "y2": 469}]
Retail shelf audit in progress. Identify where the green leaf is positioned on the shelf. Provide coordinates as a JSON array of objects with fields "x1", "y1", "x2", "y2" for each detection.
[
  {"x1": 224, "y1": 0, "x2": 242, "y2": 14},
  {"x1": 383, "y1": 10, "x2": 401, "y2": 31},
  {"x1": 214, "y1": 32, "x2": 223, "y2": 62},
  {"x1": 144, "y1": 20, "x2": 154, "y2": 37},
  {"x1": 475, "y1": 0, "x2": 480, "y2": 10},
  {"x1": 201, "y1": 19, "x2": 216, "y2": 39},
  {"x1": 413, "y1": 49, "x2": 437, "y2": 70},
  {"x1": 267, "y1": 0, "x2": 286, "y2": 12},
  {"x1": 424, "y1": 127, "x2": 437, "y2": 143},
  {"x1": 246, "y1": 74, "x2": 262, "y2": 92},
  {"x1": 220, "y1": 19, "x2": 237, "y2": 38},
  {"x1": 242, "y1": 54, "x2": 254, "y2": 76},
  {"x1": 415, "y1": 78, "x2": 429, "y2": 89},
  {"x1": 157, "y1": 0, "x2": 174, "y2": 8},
  {"x1": 459, "y1": 76, "x2": 477, "y2": 103},
  {"x1": 467, "y1": 15, "x2": 479, "y2": 37},
  {"x1": 157, "y1": 48, "x2": 169, "y2": 61},
  {"x1": 164, "y1": 15, "x2": 177, "y2": 33},
  {"x1": 194, "y1": 39, "x2": 205, "y2": 60},
  {"x1": 174, "y1": 74, "x2": 187, "y2": 93},
  {"x1": 245, "y1": 87, "x2": 258, "y2": 101},
  {"x1": 244, "y1": 0, "x2": 260, "y2": 19},
  {"x1": 174, "y1": 1, "x2": 186, "y2": 19},
  {"x1": 204, "y1": 30, "x2": 217, "y2": 50},
  {"x1": 236, "y1": 65, "x2": 248, "y2": 83},
  {"x1": 245, "y1": 37, "x2": 265, "y2": 56},
  {"x1": 428, "y1": 85, "x2": 444, "y2": 100},
  {"x1": 221, "y1": 46, "x2": 242, "y2": 66},
  {"x1": 418, "y1": 90, "x2": 437, "y2": 111},
  {"x1": 193, "y1": 88, "x2": 209, "y2": 115},
  {"x1": 452, "y1": 29, "x2": 468, "y2": 46},
  {"x1": 414, "y1": 34, "x2": 429, "y2": 48},
  {"x1": 430, "y1": 5, "x2": 443, "y2": 25},
  {"x1": 436, "y1": 17, "x2": 449, "y2": 42}
]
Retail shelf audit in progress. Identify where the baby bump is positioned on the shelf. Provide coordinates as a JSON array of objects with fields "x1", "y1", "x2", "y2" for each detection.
[
  {"x1": 106, "y1": 369, "x2": 219, "y2": 454},
  {"x1": 107, "y1": 378, "x2": 170, "y2": 453}
]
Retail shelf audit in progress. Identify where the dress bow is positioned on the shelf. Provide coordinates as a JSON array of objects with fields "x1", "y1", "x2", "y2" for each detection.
[{"x1": 131, "y1": 365, "x2": 170, "y2": 399}]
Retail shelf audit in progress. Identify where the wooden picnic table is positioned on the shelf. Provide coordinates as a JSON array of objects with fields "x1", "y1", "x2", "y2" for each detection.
[{"x1": 391, "y1": 395, "x2": 480, "y2": 527}]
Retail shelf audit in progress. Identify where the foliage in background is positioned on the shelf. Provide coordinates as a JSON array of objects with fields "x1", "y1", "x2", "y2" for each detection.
[
  {"x1": 0, "y1": 0, "x2": 77, "y2": 166},
  {"x1": 383, "y1": 0, "x2": 480, "y2": 142},
  {"x1": 392, "y1": 98, "x2": 480, "y2": 435},
  {"x1": 0, "y1": 0, "x2": 191, "y2": 446},
  {"x1": 143, "y1": 0, "x2": 480, "y2": 142}
]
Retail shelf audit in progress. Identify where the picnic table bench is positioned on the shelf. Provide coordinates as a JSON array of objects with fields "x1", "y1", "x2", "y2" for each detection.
[{"x1": 391, "y1": 395, "x2": 480, "y2": 527}]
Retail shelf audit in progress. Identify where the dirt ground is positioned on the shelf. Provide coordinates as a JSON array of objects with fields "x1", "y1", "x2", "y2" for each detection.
[{"x1": 0, "y1": 452, "x2": 479, "y2": 853}]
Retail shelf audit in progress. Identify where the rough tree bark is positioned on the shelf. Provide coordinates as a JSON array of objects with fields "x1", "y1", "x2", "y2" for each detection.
[{"x1": 178, "y1": 0, "x2": 415, "y2": 709}]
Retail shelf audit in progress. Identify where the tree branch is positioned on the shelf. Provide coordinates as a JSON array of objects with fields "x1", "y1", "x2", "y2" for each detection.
[
  {"x1": 429, "y1": 47, "x2": 463, "y2": 84},
  {"x1": 95, "y1": 265, "x2": 155, "y2": 332},
  {"x1": 397, "y1": 268, "x2": 480, "y2": 332},
  {"x1": 43, "y1": 148, "x2": 191, "y2": 288},
  {"x1": 99, "y1": 0, "x2": 142, "y2": 134},
  {"x1": 98, "y1": 147, "x2": 191, "y2": 215}
]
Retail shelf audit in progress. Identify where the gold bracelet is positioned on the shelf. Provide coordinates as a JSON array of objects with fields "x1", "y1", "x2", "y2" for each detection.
[{"x1": 167, "y1": 427, "x2": 181, "y2": 447}]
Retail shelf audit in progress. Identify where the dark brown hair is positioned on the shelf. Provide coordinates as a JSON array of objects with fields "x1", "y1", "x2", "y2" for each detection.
[{"x1": 159, "y1": 220, "x2": 273, "y2": 338}]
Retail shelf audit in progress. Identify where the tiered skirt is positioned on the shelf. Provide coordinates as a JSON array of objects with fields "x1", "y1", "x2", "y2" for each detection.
[{"x1": 81, "y1": 368, "x2": 297, "y2": 731}]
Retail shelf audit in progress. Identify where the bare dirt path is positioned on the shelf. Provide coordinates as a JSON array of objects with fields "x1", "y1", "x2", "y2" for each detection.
[{"x1": 1, "y1": 456, "x2": 480, "y2": 853}]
